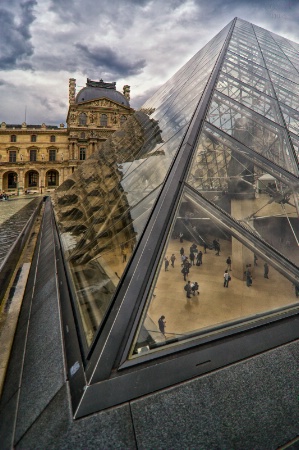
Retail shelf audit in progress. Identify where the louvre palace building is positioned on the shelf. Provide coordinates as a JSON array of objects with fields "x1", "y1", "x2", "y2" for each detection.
[
  {"x1": 0, "y1": 78, "x2": 134, "y2": 194},
  {"x1": 1, "y1": 17, "x2": 299, "y2": 449}
]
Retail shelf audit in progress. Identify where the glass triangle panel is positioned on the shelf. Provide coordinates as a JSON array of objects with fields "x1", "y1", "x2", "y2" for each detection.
[
  {"x1": 206, "y1": 90, "x2": 298, "y2": 175},
  {"x1": 186, "y1": 123, "x2": 299, "y2": 267},
  {"x1": 129, "y1": 188, "x2": 298, "y2": 358}
]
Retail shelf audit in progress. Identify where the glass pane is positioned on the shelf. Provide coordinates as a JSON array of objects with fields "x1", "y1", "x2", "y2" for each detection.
[
  {"x1": 281, "y1": 103, "x2": 299, "y2": 136},
  {"x1": 221, "y1": 58, "x2": 272, "y2": 97},
  {"x1": 206, "y1": 91, "x2": 297, "y2": 175},
  {"x1": 187, "y1": 123, "x2": 299, "y2": 266},
  {"x1": 215, "y1": 72, "x2": 281, "y2": 123},
  {"x1": 130, "y1": 188, "x2": 298, "y2": 357}
]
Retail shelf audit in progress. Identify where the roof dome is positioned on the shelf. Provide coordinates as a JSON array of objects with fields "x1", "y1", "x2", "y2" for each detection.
[{"x1": 75, "y1": 79, "x2": 130, "y2": 107}]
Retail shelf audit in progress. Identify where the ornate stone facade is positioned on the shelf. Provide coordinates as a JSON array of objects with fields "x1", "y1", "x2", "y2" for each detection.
[{"x1": 0, "y1": 78, "x2": 134, "y2": 194}]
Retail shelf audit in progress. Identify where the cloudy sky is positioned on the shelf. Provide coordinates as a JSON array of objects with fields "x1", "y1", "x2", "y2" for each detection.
[{"x1": 0, "y1": 0, "x2": 298, "y2": 125}]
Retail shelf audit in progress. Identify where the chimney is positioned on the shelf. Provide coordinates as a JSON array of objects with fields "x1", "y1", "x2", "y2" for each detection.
[{"x1": 69, "y1": 78, "x2": 76, "y2": 105}]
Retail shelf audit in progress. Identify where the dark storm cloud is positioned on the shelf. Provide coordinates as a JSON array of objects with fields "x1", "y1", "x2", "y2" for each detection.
[
  {"x1": 0, "y1": 0, "x2": 36, "y2": 70},
  {"x1": 2, "y1": 0, "x2": 299, "y2": 125},
  {"x1": 48, "y1": 0, "x2": 151, "y2": 24},
  {"x1": 75, "y1": 43, "x2": 146, "y2": 78}
]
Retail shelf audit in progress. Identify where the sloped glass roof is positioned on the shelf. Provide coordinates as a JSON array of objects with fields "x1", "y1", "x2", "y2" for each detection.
[
  {"x1": 53, "y1": 18, "x2": 299, "y2": 416},
  {"x1": 129, "y1": 17, "x2": 299, "y2": 357}
]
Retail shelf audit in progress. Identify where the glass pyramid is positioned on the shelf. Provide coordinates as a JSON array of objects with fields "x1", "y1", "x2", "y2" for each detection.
[{"x1": 53, "y1": 18, "x2": 299, "y2": 415}]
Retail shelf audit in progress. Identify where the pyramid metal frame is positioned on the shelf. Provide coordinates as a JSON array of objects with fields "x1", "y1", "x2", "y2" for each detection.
[{"x1": 54, "y1": 18, "x2": 299, "y2": 418}]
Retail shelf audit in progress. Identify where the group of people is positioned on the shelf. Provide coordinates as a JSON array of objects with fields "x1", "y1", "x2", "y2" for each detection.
[
  {"x1": 244, "y1": 261, "x2": 270, "y2": 287},
  {"x1": 184, "y1": 280, "x2": 199, "y2": 298},
  {"x1": 0, "y1": 191, "x2": 9, "y2": 200}
]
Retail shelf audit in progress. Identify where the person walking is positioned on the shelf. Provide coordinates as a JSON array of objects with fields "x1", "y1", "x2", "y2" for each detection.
[
  {"x1": 191, "y1": 281, "x2": 199, "y2": 295},
  {"x1": 184, "y1": 280, "x2": 192, "y2": 299},
  {"x1": 170, "y1": 254, "x2": 176, "y2": 268},
  {"x1": 181, "y1": 265, "x2": 188, "y2": 281},
  {"x1": 179, "y1": 232, "x2": 184, "y2": 243},
  {"x1": 203, "y1": 242, "x2": 208, "y2": 254},
  {"x1": 264, "y1": 262, "x2": 269, "y2": 279},
  {"x1": 226, "y1": 256, "x2": 232, "y2": 271},
  {"x1": 223, "y1": 270, "x2": 230, "y2": 287},
  {"x1": 164, "y1": 257, "x2": 169, "y2": 271},
  {"x1": 189, "y1": 252, "x2": 195, "y2": 266},
  {"x1": 121, "y1": 246, "x2": 128, "y2": 263},
  {"x1": 158, "y1": 316, "x2": 166, "y2": 336},
  {"x1": 197, "y1": 251, "x2": 203, "y2": 266},
  {"x1": 215, "y1": 240, "x2": 220, "y2": 256},
  {"x1": 245, "y1": 267, "x2": 252, "y2": 287},
  {"x1": 180, "y1": 247, "x2": 184, "y2": 256}
]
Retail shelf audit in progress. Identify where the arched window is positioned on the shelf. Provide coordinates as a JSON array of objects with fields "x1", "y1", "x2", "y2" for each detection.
[
  {"x1": 80, "y1": 148, "x2": 86, "y2": 161},
  {"x1": 8, "y1": 172, "x2": 17, "y2": 189},
  {"x1": 28, "y1": 171, "x2": 38, "y2": 187},
  {"x1": 47, "y1": 171, "x2": 57, "y2": 186},
  {"x1": 11, "y1": 135, "x2": 17, "y2": 143},
  {"x1": 80, "y1": 132, "x2": 86, "y2": 139},
  {"x1": 100, "y1": 114, "x2": 108, "y2": 127},
  {"x1": 120, "y1": 115, "x2": 127, "y2": 125},
  {"x1": 50, "y1": 135, "x2": 56, "y2": 142},
  {"x1": 79, "y1": 113, "x2": 87, "y2": 126},
  {"x1": 30, "y1": 149, "x2": 37, "y2": 161},
  {"x1": 49, "y1": 149, "x2": 56, "y2": 161},
  {"x1": 31, "y1": 135, "x2": 37, "y2": 143}
]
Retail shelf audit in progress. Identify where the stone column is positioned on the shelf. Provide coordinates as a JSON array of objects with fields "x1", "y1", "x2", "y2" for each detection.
[
  {"x1": 18, "y1": 169, "x2": 24, "y2": 194},
  {"x1": 231, "y1": 199, "x2": 255, "y2": 280},
  {"x1": 40, "y1": 168, "x2": 45, "y2": 193}
]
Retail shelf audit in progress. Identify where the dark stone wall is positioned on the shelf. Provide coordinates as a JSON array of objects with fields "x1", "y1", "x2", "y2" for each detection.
[{"x1": 1, "y1": 199, "x2": 299, "y2": 449}]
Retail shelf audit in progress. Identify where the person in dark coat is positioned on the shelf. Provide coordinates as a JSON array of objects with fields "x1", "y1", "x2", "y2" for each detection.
[
  {"x1": 184, "y1": 281, "x2": 192, "y2": 299},
  {"x1": 181, "y1": 265, "x2": 188, "y2": 281},
  {"x1": 170, "y1": 254, "x2": 176, "y2": 268},
  {"x1": 264, "y1": 262, "x2": 269, "y2": 278},
  {"x1": 245, "y1": 267, "x2": 252, "y2": 287},
  {"x1": 226, "y1": 256, "x2": 232, "y2": 271},
  {"x1": 164, "y1": 257, "x2": 169, "y2": 271},
  {"x1": 191, "y1": 281, "x2": 199, "y2": 295},
  {"x1": 197, "y1": 251, "x2": 203, "y2": 266},
  {"x1": 203, "y1": 242, "x2": 208, "y2": 253},
  {"x1": 180, "y1": 247, "x2": 184, "y2": 256},
  {"x1": 158, "y1": 316, "x2": 166, "y2": 336}
]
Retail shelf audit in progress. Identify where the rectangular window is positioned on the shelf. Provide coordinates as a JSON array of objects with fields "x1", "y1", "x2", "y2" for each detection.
[
  {"x1": 49, "y1": 149, "x2": 56, "y2": 161},
  {"x1": 9, "y1": 151, "x2": 16, "y2": 162},
  {"x1": 80, "y1": 148, "x2": 86, "y2": 160},
  {"x1": 30, "y1": 150, "x2": 37, "y2": 161}
]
